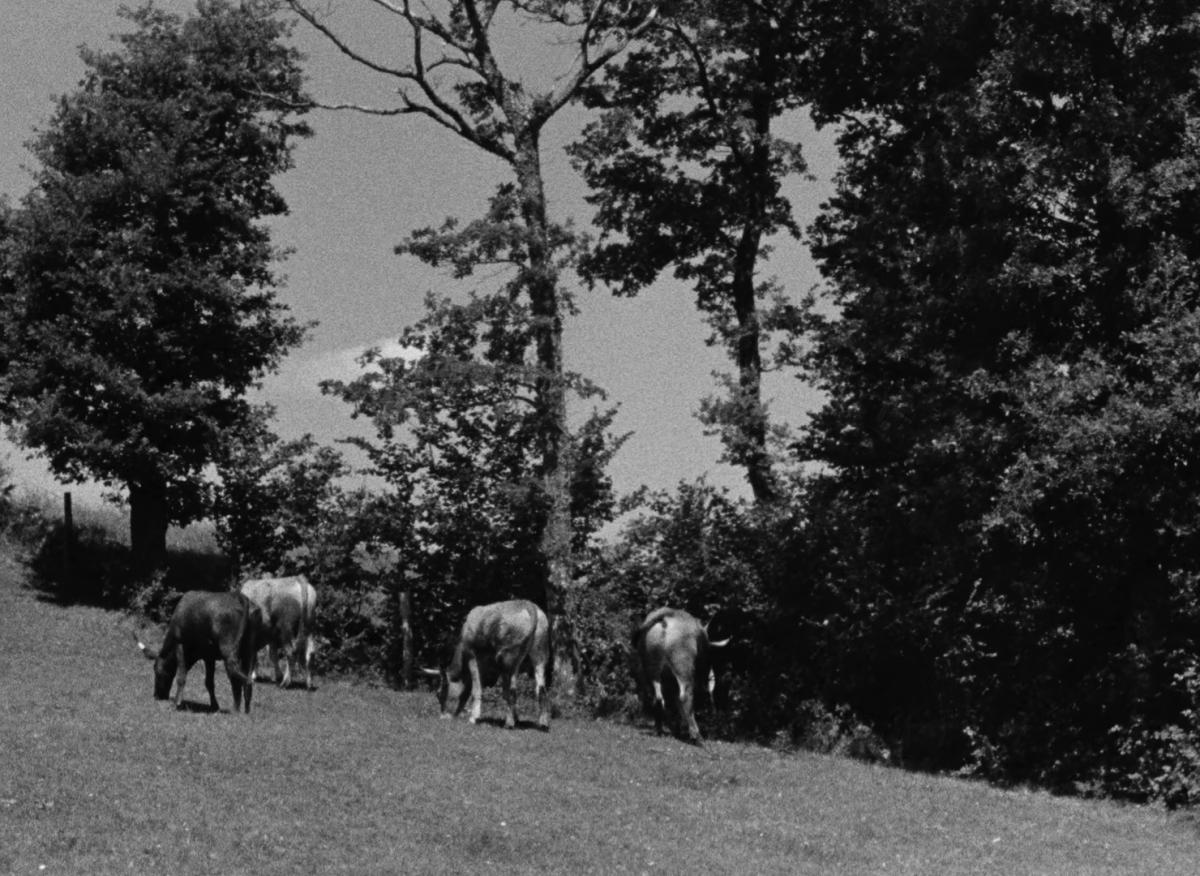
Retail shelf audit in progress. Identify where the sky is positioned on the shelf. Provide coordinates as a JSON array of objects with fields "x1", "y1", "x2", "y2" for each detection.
[{"x1": 0, "y1": 0, "x2": 838, "y2": 511}]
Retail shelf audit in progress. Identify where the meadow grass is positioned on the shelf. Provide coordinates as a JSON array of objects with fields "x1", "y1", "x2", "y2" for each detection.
[{"x1": 1, "y1": 549, "x2": 1199, "y2": 875}]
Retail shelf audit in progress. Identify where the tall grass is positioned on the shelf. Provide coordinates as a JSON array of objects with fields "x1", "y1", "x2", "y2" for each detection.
[{"x1": 11, "y1": 485, "x2": 220, "y2": 552}]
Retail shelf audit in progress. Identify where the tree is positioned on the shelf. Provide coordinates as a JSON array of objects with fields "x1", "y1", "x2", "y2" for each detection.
[
  {"x1": 285, "y1": 0, "x2": 655, "y2": 688},
  {"x1": 212, "y1": 405, "x2": 348, "y2": 577},
  {"x1": 797, "y1": 0, "x2": 1200, "y2": 799},
  {"x1": 0, "y1": 0, "x2": 311, "y2": 576},
  {"x1": 569, "y1": 0, "x2": 811, "y2": 503},
  {"x1": 324, "y1": 290, "x2": 627, "y2": 664}
]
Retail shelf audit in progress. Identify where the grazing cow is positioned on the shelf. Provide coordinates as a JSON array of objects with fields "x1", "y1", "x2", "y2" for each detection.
[
  {"x1": 632, "y1": 607, "x2": 729, "y2": 744},
  {"x1": 240, "y1": 575, "x2": 318, "y2": 690},
  {"x1": 135, "y1": 590, "x2": 264, "y2": 713},
  {"x1": 424, "y1": 599, "x2": 552, "y2": 730}
]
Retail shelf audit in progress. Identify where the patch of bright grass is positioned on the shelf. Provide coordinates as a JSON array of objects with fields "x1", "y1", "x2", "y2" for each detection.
[{"x1": 10, "y1": 485, "x2": 219, "y2": 553}]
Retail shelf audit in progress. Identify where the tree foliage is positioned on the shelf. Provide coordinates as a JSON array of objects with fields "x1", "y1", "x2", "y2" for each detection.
[
  {"x1": 0, "y1": 0, "x2": 310, "y2": 573},
  {"x1": 323, "y1": 290, "x2": 627, "y2": 657},
  {"x1": 212, "y1": 406, "x2": 348, "y2": 577},
  {"x1": 796, "y1": 0, "x2": 1200, "y2": 801},
  {"x1": 570, "y1": 0, "x2": 811, "y2": 501}
]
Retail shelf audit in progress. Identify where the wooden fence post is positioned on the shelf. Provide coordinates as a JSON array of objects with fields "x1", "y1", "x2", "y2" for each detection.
[
  {"x1": 398, "y1": 590, "x2": 414, "y2": 690},
  {"x1": 63, "y1": 491, "x2": 74, "y2": 589}
]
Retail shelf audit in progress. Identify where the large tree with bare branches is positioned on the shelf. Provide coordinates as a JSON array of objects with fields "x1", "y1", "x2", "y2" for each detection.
[{"x1": 284, "y1": 0, "x2": 656, "y2": 688}]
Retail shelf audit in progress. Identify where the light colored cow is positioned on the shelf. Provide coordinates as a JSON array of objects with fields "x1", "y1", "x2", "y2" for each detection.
[
  {"x1": 633, "y1": 607, "x2": 729, "y2": 744},
  {"x1": 424, "y1": 599, "x2": 552, "y2": 730},
  {"x1": 240, "y1": 575, "x2": 317, "y2": 690}
]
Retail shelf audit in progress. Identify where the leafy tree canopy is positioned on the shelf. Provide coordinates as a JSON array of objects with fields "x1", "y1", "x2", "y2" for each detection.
[
  {"x1": 796, "y1": 0, "x2": 1200, "y2": 798},
  {"x1": 0, "y1": 0, "x2": 311, "y2": 566},
  {"x1": 323, "y1": 290, "x2": 627, "y2": 615},
  {"x1": 570, "y1": 0, "x2": 813, "y2": 501}
]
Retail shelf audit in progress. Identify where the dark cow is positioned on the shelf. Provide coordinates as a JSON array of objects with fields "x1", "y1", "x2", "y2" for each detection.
[
  {"x1": 240, "y1": 575, "x2": 317, "y2": 690},
  {"x1": 424, "y1": 599, "x2": 552, "y2": 730},
  {"x1": 632, "y1": 607, "x2": 729, "y2": 744},
  {"x1": 135, "y1": 590, "x2": 264, "y2": 713}
]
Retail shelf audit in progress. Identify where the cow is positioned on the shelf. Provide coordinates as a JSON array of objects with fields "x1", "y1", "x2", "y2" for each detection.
[
  {"x1": 632, "y1": 607, "x2": 729, "y2": 744},
  {"x1": 423, "y1": 599, "x2": 552, "y2": 730},
  {"x1": 239, "y1": 575, "x2": 318, "y2": 690},
  {"x1": 135, "y1": 590, "x2": 264, "y2": 713}
]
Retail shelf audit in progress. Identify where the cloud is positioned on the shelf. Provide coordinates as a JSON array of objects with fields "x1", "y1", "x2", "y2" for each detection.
[{"x1": 264, "y1": 338, "x2": 423, "y2": 399}]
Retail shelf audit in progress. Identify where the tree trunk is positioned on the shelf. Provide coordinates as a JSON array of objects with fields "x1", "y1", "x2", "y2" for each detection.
[
  {"x1": 727, "y1": 80, "x2": 781, "y2": 505},
  {"x1": 732, "y1": 228, "x2": 778, "y2": 504},
  {"x1": 397, "y1": 590, "x2": 415, "y2": 690},
  {"x1": 129, "y1": 478, "x2": 169, "y2": 581},
  {"x1": 514, "y1": 127, "x2": 579, "y2": 695}
]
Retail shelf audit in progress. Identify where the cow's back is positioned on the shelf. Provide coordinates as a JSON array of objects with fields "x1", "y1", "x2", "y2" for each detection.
[
  {"x1": 241, "y1": 575, "x2": 316, "y2": 644},
  {"x1": 168, "y1": 591, "x2": 256, "y2": 658},
  {"x1": 462, "y1": 599, "x2": 534, "y2": 648},
  {"x1": 460, "y1": 599, "x2": 549, "y2": 677},
  {"x1": 636, "y1": 608, "x2": 705, "y2": 682}
]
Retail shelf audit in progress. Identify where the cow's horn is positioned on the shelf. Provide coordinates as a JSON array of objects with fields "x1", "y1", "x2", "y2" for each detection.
[
  {"x1": 133, "y1": 629, "x2": 158, "y2": 660},
  {"x1": 419, "y1": 667, "x2": 442, "y2": 678},
  {"x1": 708, "y1": 637, "x2": 731, "y2": 648}
]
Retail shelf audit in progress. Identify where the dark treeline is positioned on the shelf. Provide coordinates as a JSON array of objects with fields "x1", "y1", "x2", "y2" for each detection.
[{"x1": 4, "y1": 1, "x2": 1200, "y2": 808}]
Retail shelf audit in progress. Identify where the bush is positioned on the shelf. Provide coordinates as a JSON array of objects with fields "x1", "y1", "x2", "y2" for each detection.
[
  {"x1": 568, "y1": 569, "x2": 641, "y2": 720},
  {"x1": 573, "y1": 481, "x2": 815, "y2": 739}
]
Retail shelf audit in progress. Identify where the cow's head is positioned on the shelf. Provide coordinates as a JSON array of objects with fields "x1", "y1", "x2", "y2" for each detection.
[
  {"x1": 421, "y1": 665, "x2": 471, "y2": 718},
  {"x1": 134, "y1": 632, "x2": 175, "y2": 700},
  {"x1": 702, "y1": 625, "x2": 731, "y2": 699}
]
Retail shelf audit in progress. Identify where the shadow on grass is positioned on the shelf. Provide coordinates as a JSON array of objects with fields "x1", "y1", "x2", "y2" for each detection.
[
  {"x1": 473, "y1": 716, "x2": 552, "y2": 732},
  {"x1": 255, "y1": 679, "x2": 319, "y2": 693},
  {"x1": 26, "y1": 521, "x2": 231, "y2": 614},
  {"x1": 173, "y1": 700, "x2": 259, "y2": 716},
  {"x1": 175, "y1": 700, "x2": 221, "y2": 714}
]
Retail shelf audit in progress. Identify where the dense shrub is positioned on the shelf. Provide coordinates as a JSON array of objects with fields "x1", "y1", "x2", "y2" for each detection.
[{"x1": 573, "y1": 480, "x2": 861, "y2": 749}]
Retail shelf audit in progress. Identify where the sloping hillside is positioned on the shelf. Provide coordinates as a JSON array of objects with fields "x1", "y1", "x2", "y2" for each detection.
[{"x1": 1, "y1": 549, "x2": 1197, "y2": 875}]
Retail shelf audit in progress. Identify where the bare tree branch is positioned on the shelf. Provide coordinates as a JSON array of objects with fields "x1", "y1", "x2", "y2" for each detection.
[
  {"x1": 285, "y1": 0, "x2": 515, "y2": 159},
  {"x1": 539, "y1": 1, "x2": 659, "y2": 123}
]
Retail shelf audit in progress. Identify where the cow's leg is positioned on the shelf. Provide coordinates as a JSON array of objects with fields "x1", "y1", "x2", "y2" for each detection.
[
  {"x1": 230, "y1": 669, "x2": 243, "y2": 713},
  {"x1": 678, "y1": 675, "x2": 701, "y2": 744},
  {"x1": 533, "y1": 659, "x2": 550, "y2": 730},
  {"x1": 302, "y1": 636, "x2": 314, "y2": 690},
  {"x1": 203, "y1": 658, "x2": 218, "y2": 712},
  {"x1": 279, "y1": 643, "x2": 294, "y2": 688},
  {"x1": 172, "y1": 647, "x2": 192, "y2": 709},
  {"x1": 466, "y1": 656, "x2": 484, "y2": 724},
  {"x1": 650, "y1": 678, "x2": 666, "y2": 736},
  {"x1": 500, "y1": 671, "x2": 519, "y2": 729},
  {"x1": 225, "y1": 657, "x2": 253, "y2": 714}
]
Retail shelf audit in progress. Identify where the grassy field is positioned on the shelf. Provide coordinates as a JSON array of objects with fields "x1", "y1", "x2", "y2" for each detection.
[{"x1": 2, "y1": 549, "x2": 1199, "y2": 875}]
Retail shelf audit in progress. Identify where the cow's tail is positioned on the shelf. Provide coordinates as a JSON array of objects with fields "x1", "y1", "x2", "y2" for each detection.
[
  {"x1": 631, "y1": 606, "x2": 674, "y2": 648},
  {"x1": 544, "y1": 608, "x2": 555, "y2": 690},
  {"x1": 299, "y1": 576, "x2": 311, "y2": 638}
]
